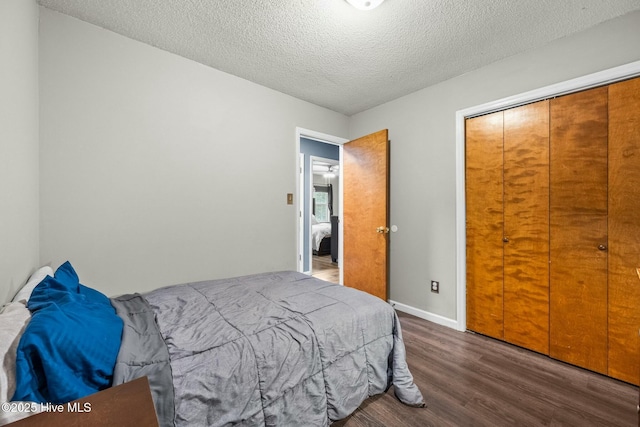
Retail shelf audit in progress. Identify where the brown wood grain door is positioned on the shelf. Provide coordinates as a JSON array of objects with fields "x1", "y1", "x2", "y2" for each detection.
[
  {"x1": 608, "y1": 77, "x2": 640, "y2": 384},
  {"x1": 549, "y1": 87, "x2": 609, "y2": 374},
  {"x1": 343, "y1": 129, "x2": 389, "y2": 300},
  {"x1": 465, "y1": 112, "x2": 505, "y2": 340},
  {"x1": 503, "y1": 100, "x2": 550, "y2": 355}
]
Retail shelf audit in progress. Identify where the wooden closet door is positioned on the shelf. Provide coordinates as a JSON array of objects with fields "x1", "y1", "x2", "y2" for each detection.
[
  {"x1": 608, "y1": 77, "x2": 640, "y2": 384},
  {"x1": 466, "y1": 112, "x2": 504, "y2": 340},
  {"x1": 549, "y1": 87, "x2": 608, "y2": 374},
  {"x1": 502, "y1": 101, "x2": 550, "y2": 354}
]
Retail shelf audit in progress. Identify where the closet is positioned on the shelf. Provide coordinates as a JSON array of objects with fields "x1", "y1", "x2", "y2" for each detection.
[{"x1": 465, "y1": 76, "x2": 640, "y2": 385}]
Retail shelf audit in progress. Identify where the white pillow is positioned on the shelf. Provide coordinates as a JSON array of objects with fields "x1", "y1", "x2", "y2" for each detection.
[
  {"x1": 0, "y1": 302, "x2": 30, "y2": 403},
  {"x1": 311, "y1": 215, "x2": 319, "y2": 225},
  {"x1": 11, "y1": 266, "x2": 54, "y2": 304},
  {"x1": 0, "y1": 303, "x2": 42, "y2": 425}
]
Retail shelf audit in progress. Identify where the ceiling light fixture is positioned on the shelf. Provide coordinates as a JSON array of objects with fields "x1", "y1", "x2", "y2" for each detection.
[
  {"x1": 345, "y1": 0, "x2": 385, "y2": 11},
  {"x1": 324, "y1": 165, "x2": 338, "y2": 179}
]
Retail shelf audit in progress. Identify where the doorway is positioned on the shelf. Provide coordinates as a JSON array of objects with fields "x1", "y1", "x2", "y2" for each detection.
[
  {"x1": 310, "y1": 156, "x2": 339, "y2": 282},
  {"x1": 296, "y1": 128, "x2": 348, "y2": 284},
  {"x1": 296, "y1": 128, "x2": 391, "y2": 301}
]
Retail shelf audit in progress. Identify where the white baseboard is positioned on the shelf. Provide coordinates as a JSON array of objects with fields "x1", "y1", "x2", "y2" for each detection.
[{"x1": 389, "y1": 300, "x2": 463, "y2": 331}]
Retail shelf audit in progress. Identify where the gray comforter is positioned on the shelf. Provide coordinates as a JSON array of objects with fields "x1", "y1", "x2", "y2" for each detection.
[{"x1": 110, "y1": 271, "x2": 424, "y2": 426}]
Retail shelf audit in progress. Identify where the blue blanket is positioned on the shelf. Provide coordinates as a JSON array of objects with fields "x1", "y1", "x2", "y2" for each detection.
[{"x1": 12, "y1": 262, "x2": 123, "y2": 404}]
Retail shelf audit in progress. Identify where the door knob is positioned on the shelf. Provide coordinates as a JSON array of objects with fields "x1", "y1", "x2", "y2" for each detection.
[
  {"x1": 502, "y1": 237, "x2": 509, "y2": 243},
  {"x1": 376, "y1": 226, "x2": 390, "y2": 234},
  {"x1": 598, "y1": 244, "x2": 607, "y2": 251}
]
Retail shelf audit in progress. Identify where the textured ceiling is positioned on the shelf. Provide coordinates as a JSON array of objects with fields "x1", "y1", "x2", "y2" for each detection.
[{"x1": 38, "y1": 0, "x2": 640, "y2": 115}]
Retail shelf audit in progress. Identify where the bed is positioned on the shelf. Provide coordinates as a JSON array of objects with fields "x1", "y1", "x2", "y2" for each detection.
[
  {"x1": 312, "y1": 222, "x2": 332, "y2": 256},
  {"x1": 1, "y1": 262, "x2": 425, "y2": 426},
  {"x1": 311, "y1": 213, "x2": 333, "y2": 257},
  {"x1": 312, "y1": 215, "x2": 339, "y2": 263}
]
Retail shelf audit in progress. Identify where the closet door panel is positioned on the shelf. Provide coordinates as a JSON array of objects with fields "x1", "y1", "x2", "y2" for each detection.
[
  {"x1": 549, "y1": 87, "x2": 608, "y2": 374},
  {"x1": 608, "y1": 77, "x2": 640, "y2": 384},
  {"x1": 503, "y1": 100, "x2": 550, "y2": 354},
  {"x1": 466, "y1": 112, "x2": 504, "y2": 339}
]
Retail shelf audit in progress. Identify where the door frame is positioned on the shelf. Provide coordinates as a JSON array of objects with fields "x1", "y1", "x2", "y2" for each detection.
[
  {"x1": 295, "y1": 127, "x2": 348, "y2": 283},
  {"x1": 454, "y1": 60, "x2": 640, "y2": 332}
]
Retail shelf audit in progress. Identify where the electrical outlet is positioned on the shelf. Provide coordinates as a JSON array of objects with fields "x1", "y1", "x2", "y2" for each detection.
[{"x1": 431, "y1": 280, "x2": 439, "y2": 293}]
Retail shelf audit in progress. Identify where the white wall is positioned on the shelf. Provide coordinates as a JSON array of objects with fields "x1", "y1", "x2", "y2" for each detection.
[
  {"x1": 0, "y1": 0, "x2": 40, "y2": 303},
  {"x1": 39, "y1": 8, "x2": 349, "y2": 296},
  {"x1": 349, "y1": 11, "x2": 640, "y2": 323}
]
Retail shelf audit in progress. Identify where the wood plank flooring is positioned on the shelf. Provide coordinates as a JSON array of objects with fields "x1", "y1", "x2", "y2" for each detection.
[
  {"x1": 312, "y1": 255, "x2": 339, "y2": 283},
  {"x1": 334, "y1": 311, "x2": 638, "y2": 427}
]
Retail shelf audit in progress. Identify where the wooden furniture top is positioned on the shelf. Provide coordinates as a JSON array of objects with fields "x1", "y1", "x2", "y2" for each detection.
[{"x1": 7, "y1": 377, "x2": 158, "y2": 427}]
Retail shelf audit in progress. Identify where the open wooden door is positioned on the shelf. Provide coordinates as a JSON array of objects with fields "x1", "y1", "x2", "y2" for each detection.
[{"x1": 343, "y1": 129, "x2": 389, "y2": 300}]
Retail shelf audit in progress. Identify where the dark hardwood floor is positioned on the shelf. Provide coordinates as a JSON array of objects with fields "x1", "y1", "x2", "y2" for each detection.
[{"x1": 334, "y1": 311, "x2": 638, "y2": 427}]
